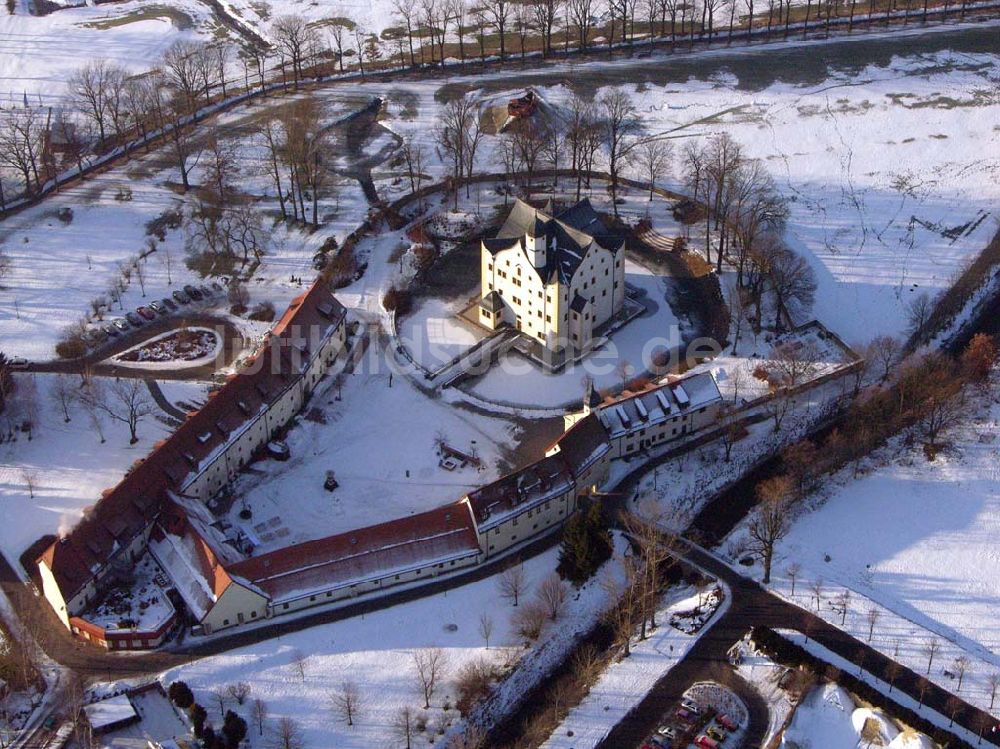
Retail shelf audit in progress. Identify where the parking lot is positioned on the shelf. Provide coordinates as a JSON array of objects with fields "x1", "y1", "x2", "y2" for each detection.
[{"x1": 641, "y1": 683, "x2": 748, "y2": 749}]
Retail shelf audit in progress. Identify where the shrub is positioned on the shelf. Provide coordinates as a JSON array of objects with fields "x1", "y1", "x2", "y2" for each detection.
[
  {"x1": 248, "y1": 301, "x2": 276, "y2": 322},
  {"x1": 55, "y1": 329, "x2": 87, "y2": 359},
  {"x1": 382, "y1": 286, "x2": 413, "y2": 316},
  {"x1": 189, "y1": 703, "x2": 208, "y2": 736},
  {"x1": 512, "y1": 601, "x2": 548, "y2": 641},
  {"x1": 454, "y1": 657, "x2": 498, "y2": 715}
]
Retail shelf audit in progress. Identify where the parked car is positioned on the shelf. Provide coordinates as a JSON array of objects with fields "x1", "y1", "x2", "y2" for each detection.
[
  {"x1": 137, "y1": 306, "x2": 156, "y2": 320},
  {"x1": 173, "y1": 289, "x2": 191, "y2": 304},
  {"x1": 681, "y1": 699, "x2": 702, "y2": 715},
  {"x1": 103, "y1": 324, "x2": 120, "y2": 338},
  {"x1": 88, "y1": 328, "x2": 108, "y2": 344},
  {"x1": 199, "y1": 284, "x2": 214, "y2": 297},
  {"x1": 707, "y1": 726, "x2": 726, "y2": 742},
  {"x1": 695, "y1": 736, "x2": 719, "y2": 749},
  {"x1": 162, "y1": 297, "x2": 179, "y2": 311},
  {"x1": 7, "y1": 356, "x2": 28, "y2": 370},
  {"x1": 211, "y1": 281, "x2": 224, "y2": 292},
  {"x1": 657, "y1": 726, "x2": 678, "y2": 739},
  {"x1": 183, "y1": 284, "x2": 203, "y2": 300},
  {"x1": 112, "y1": 318, "x2": 130, "y2": 331},
  {"x1": 716, "y1": 715, "x2": 738, "y2": 732},
  {"x1": 149, "y1": 300, "x2": 167, "y2": 315},
  {"x1": 675, "y1": 708, "x2": 694, "y2": 724},
  {"x1": 125, "y1": 311, "x2": 144, "y2": 327}
]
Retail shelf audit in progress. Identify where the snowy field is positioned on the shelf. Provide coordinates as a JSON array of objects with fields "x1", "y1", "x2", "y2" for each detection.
[
  {"x1": 596, "y1": 50, "x2": 1000, "y2": 343},
  {"x1": 224, "y1": 352, "x2": 520, "y2": 553},
  {"x1": 722, "y1": 375, "x2": 1000, "y2": 721},
  {"x1": 0, "y1": 373, "x2": 175, "y2": 563},
  {"x1": 162, "y1": 546, "x2": 618, "y2": 749}
]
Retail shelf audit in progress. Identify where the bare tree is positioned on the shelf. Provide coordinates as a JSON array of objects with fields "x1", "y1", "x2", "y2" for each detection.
[
  {"x1": 865, "y1": 606, "x2": 880, "y2": 642},
  {"x1": 987, "y1": 672, "x2": 1000, "y2": 710},
  {"x1": 267, "y1": 716, "x2": 304, "y2": 749},
  {"x1": 715, "y1": 403, "x2": 743, "y2": 462},
  {"x1": 251, "y1": 697, "x2": 268, "y2": 736},
  {"x1": 212, "y1": 687, "x2": 228, "y2": 716},
  {"x1": 953, "y1": 655, "x2": 971, "y2": 692},
  {"x1": 481, "y1": 0, "x2": 512, "y2": 59},
  {"x1": 413, "y1": 648, "x2": 449, "y2": 708},
  {"x1": 747, "y1": 475, "x2": 792, "y2": 583},
  {"x1": 392, "y1": 705, "x2": 415, "y2": 748},
  {"x1": 478, "y1": 612, "x2": 494, "y2": 649},
  {"x1": 78, "y1": 378, "x2": 153, "y2": 444},
  {"x1": 771, "y1": 340, "x2": 819, "y2": 387},
  {"x1": 809, "y1": 577, "x2": 824, "y2": 611},
  {"x1": 272, "y1": 15, "x2": 320, "y2": 87},
  {"x1": 768, "y1": 246, "x2": 817, "y2": 331},
  {"x1": 922, "y1": 637, "x2": 940, "y2": 675},
  {"x1": 831, "y1": 589, "x2": 851, "y2": 625},
  {"x1": 536, "y1": 574, "x2": 569, "y2": 621},
  {"x1": 786, "y1": 562, "x2": 801, "y2": 596},
  {"x1": 52, "y1": 374, "x2": 75, "y2": 423},
  {"x1": 21, "y1": 468, "x2": 38, "y2": 500},
  {"x1": 498, "y1": 563, "x2": 526, "y2": 606},
  {"x1": 634, "y1": 139, "x2": 673, "y2": 200},
  {"x1": 290, "y1": 650, "x2": 309, "y2": 681},
  {"x1": 227, "y1": 681, "x2": 252, "y2": 706},
  {"x1": 0, "y1": 108, "x2": 47, "y2": 195},
  {"x1": 68, "y1": 60, "x2": 127, "y2": 149},
  {"x1": 330, "y1": 681, "x2": 362, "y2": 726},
  {"x1": 435, "y1": 97, "x2": 480, "y2": 209},
  {"x1": 885, "y1": 660, "x2": 902, "y2": 694},
  {"x1": 569, "y1": 0, "x2": 595, "y2": 49},
  {"x1": 906, "y1": 291, "x2": 933, "y2": 339},
  {"x1": 598, "y1": 89, "x2": 641, "y2": 218}
]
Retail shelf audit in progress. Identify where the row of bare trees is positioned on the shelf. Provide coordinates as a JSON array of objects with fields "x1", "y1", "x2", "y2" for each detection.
[{"x1": 746, "y1": 333, "x2": 997, "y2": 584}]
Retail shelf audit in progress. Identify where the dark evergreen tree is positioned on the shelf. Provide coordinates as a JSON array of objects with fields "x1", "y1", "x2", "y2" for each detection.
[
  {"x1": 222, "y1": 710, "x2": 248, "y2": 749},
  {"x1": 189, "y1": 703, "x2": 208, "y2": 738},
  {"x1": 169, "y1": 681, "x2": 195, "y2": 709},
  {"x1": 557, "y1": 501, "x2": 613, "y2": 585}
]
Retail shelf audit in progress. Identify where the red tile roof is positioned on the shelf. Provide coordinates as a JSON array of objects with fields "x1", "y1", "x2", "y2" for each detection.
[
  {"x1": 38, "y1": 283, "x2": 346, "y2": 603},
  {"x1": 227, "y1": 503, "x2": 481, "y2": 602}
]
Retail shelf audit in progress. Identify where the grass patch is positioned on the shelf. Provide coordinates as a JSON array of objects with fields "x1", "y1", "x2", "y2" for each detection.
[{"x1": 83, "y1": 5, "x2": 194, "y2": 30}]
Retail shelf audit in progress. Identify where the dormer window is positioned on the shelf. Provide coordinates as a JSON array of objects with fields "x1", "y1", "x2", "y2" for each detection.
[{"x1": 198, "y1": 432, "x2": 212, "y2": 444}]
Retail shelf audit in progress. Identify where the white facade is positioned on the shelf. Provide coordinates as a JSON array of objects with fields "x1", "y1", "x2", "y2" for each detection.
[{"x1": 480, "y1": 200, "x2": 625, "y2": 353}]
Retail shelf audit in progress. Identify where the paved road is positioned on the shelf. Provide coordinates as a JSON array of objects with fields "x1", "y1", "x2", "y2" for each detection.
[
  {"x1": 598, "y1": 539, "x2": 999, "y2": 748},
  {"x1": 26, "y1": 313, "x2": 248, "y2": 381}
]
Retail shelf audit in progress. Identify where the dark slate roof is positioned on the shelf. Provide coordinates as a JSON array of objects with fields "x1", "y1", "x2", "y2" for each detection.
[
  {"x1": 479, "y1": 290, "x2": 504, "y2": 313},
  {"x1": 550, "y1": 413, "x2": 611, "y2": 478},
  {"x1": 486, "y1": 199, "x2": 624, "y2": 286},
  {"x1": 465, "y1": 455, "x2": 573, "y2": 529}
]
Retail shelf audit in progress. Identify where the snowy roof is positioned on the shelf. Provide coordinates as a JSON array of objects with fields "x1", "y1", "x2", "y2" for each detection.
[
  {"x1": 38, "y1": 283, "x2": 347, "y2": 601},
  {"x1": 486, "y1": 199, "x2": 624, "y2": 285},
  {"x1": 595, "y1": 372, "x2": 722, "y2": 438},
  {"x1": 465, "y1": 455, "x2": 574, "y2": 529},
  {"x1": 226, "y1": 503, "x2": 481, "y2": 603},
  {"x1": 149, "y1": 503, "x2": 230, "y2": 621},
  {"x1": 83, "y1": 694, "x2": 137, "y2": 732}
]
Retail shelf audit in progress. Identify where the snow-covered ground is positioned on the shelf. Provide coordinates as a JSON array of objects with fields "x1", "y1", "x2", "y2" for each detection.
[
  {"x1": 223, "y1": 350, "x2": 520, "y2": 553},
  {"x1": 596, "y1": 50, "x2": 1000, "y2": 343},
  {"x1": 725, "y1": 376, "x2": 1000, "y2": 720},
  {"x1": 0, "y1": 373, "x2": 175, "y2": 563},
  {"x1": 542, "y1": 584, "x2": 729, "y2": 749},
  {"x1": 162, "y1": 545, "x2": 619, "y2": 749}
]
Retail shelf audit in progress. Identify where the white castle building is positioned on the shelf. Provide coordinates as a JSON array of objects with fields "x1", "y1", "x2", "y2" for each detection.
[{"x1": 478, "y1": 199, "x2": 626, "y2": 357}]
